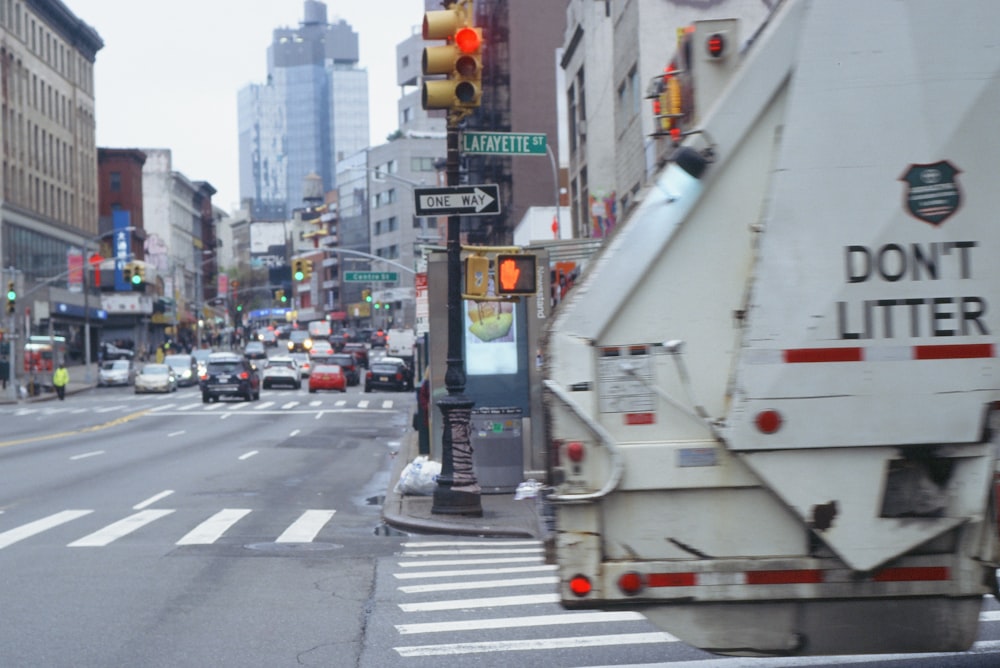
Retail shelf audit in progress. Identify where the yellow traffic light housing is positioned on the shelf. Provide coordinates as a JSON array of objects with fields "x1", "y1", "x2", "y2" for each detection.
[
  {"x1": 5, "y1": 280, "x2": 14, "y2": 314},
  {"x1": 464, "y1": 255, "x2": 489, "y2": 297},
  {"x1": 362, "y1": 289, "x2": 372, "y2": 303},
  {"x1": 292, "y1": 259, "x2": 305, "y2": 282},
  {"x1": 421, "y1": 0, "x2": 482, "y2": 118},
  {"x1": 495, "y1": 253, "x2": 537, "y2": 296},
  {"x1": 301, "y1": 260, "x2": 313, "y2": 281}
]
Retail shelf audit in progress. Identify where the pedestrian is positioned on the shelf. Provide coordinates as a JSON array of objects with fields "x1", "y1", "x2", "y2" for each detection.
[{"x1": 53, "y1": 362, "x2": 69, "y2": 400}]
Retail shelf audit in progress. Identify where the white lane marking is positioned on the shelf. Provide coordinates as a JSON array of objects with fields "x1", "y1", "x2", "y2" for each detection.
[
  {"x1": 399, "y1": 593, "x2": 559, "y2": 613},
  {"x1": 275, "y1": 509, "x2": 336, "y2": 543},
  {"x1": 315, "y1": 412, "x2": 324, "y2": 420},
  {"x1": 281, "y1": 401, "x2": 299, "y2": 409},
  {"x1": 177, "y1": 403, "x2": 202, "y2": 411},
  {"x1": 309, "y1": 400, "x2": 322, "y2": 407},
  {"x1": 255, "y1": 401, "x2": 275, "y2": 410},
  {"x1": 238, "y1": 450, "x2": 259, "y2": 461},
  {"x1": 133, "y1": 490, "x2": 174, "y2": 510},
  {"x1": 382, "y1": 400, "x2": 395, "y2": 408},
  {"x1": 334, "y1": 400, "x2": 347, "y2": 407},
  {"x1": 400, "y1": 547, "x2": 543, "y2": 557},
  {"x1": 403, "y1": 540, "x2": 539, "y2": 548},
  {"x1": 70, "y1": 408, "x2": 89, "y2": 414},
  {"x1": 393, "y1": 564, "x2": 556, "y2": 580},
  {"x1": 397, "y1": 556, "x2": 543, "y2": 568},
  {"x1": 176, "y1": 508, "x2": 252, "y2": 545},
  {"x1": 399, "y1": 576, "x2": 560, "y2": 594},
  {"x1": 148, "y1": 404, "x2": 176, "y2": 412},
  {"x1": 395, "y1": 632, "x2": 675, "y2": 658},
  {"x1": 203, "y1": 403, "x2": 225, "y2": 411},
  {"x1": 95, "y1": 405, "x2": 125, "y2": 413},
  {"x1": 357, "y1": 400, "x2": 370, "y2": 408},
  {"x1": 68, "y1": 509, "x2": 176, "y2": 547},
  {"x1": 395, "y1": 610, "x2": 647, "y2": 635},
  {"x1": 226, "y1": 402, "x2": 251, "y2": 410},
  {"x1": 70, "y1": 450, "x2": 105, "y2": 461},
  {"x1": 167, "y1": 430, "x2": 185, "y2": 437},
  {"x1": 0, "y1": 510, "x2": 93, "y2": 549},
  {"x1": 290, "y1": 429, "x2": 300, "y2": 437}
]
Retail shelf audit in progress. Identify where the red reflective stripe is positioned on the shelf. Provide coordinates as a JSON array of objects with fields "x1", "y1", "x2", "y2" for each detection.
[
  {"x1": 745, "y1": 570, "x2": 824, "y2": 585},
  {"x1": 872, "y1": 566, "x2": 950, "y2": 582},
  {"x1": 913, "y1": 343, "x2": 994, "y2": 360},
  {"x1": 784, "y1": 347, "x2": 862, "y2": 363},
  {"x1": 625, "y1": 413, "x2": 656, "y2": 425},
  {"x1": 647, "y1": 572, "x2": 696, "y2": 587}
]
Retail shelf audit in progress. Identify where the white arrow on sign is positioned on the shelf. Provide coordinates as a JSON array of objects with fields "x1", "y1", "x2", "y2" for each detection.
[{"x1": 415, "y1": 185, "x2": 500, "y2": 216}]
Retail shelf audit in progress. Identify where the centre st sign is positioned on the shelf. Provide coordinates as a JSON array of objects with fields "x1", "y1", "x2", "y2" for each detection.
[
  {"x1": 344, "y1": 271, "x2": 398, "y2": 282},
  {"x1": 414, "y1": 184, "x2": 501, "y2": 217}
]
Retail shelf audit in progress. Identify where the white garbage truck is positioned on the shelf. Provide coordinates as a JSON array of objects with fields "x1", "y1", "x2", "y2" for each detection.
[{"x1": 544, "y1": 0, "x2": 1000, "y2": 656}]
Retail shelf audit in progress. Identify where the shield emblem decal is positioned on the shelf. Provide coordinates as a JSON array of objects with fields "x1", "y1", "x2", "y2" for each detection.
[{"x1": 900, "y1": 161, "x2": 961, "y2": 226}]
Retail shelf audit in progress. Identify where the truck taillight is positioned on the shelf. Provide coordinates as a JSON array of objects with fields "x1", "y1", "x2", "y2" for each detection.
[
  {"x1": 618, "y1": 571, "x2": 644, "y2": 596},
  {"x1": 566, "y1": 441, "x2": 585, "y2": 463},
  {"x1": 569, "y1": 574, "x2": 592, "y2": 597},
  {"x1": 755, "y1": 409, "x2": 782, "y2": 434}
]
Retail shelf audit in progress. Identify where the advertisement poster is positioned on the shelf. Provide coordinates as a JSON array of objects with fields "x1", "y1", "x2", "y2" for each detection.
[{"x1": 464, "y1": 299, "x2": 518, "y2": 375}]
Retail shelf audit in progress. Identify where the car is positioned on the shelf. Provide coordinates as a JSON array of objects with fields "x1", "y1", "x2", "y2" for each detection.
[
  {"x1": 101, "y1": 342, "x2": 134, "y2": 360},
  {"x1": 244, "y1": 340, "x2": 268, "y2": 360},
  {"x1": 325, "y1": 352, "x2": 360, "y2": 385},
  {"x1": 135, "y1": 364, "x2": 178, "y2": 394},
  {"x1": 308, "y1": 339, "x2": 334, "y2": 358},
  {"x1": 287, "y1": 330, "x2": 313, "y2": 353},
  {"x1": 163, "y1": 353, "x2": 199, "y2": 387},
  {"x1": 364, "y1": 358, "x2": 412, "y2": 393},
  {"x1": 369, "y1": 329, "x2": 387, "y2": 348},
  {"x1": 308, "y1": 363, "x2": 346, "y2": 393},
  {"x1": 200, "y1": 352, "x2": 261, "y2": 403},
  {"x1": 98, "y1": 359, "x2": 135, "y2": 387},
  {"x1": 191, "y1": 348, "x2": 213, "y2": 377},
  {"x1": 342, "y1": 342, "x2": 369, "y2": 369},
  {"x1": 262, "y1": 356, "x2": 302, "y2": 389},
  {"x1": 290, "y1": 352, "x2": 312, "y2": 377},
  {"x1": 258, "y1": 329, "x2": 278, "y2": 347}
]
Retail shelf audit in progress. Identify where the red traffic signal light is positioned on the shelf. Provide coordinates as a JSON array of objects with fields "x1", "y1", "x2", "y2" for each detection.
[
  {"x1": 706, "y1": 32, "x2": 727, "y2": 58},
  {"x1": 421, "y1": 2, "x2": 483, "y2": 113},
  {"x1": 495, "y1": 254, "x2": 537, "y2": 296}
]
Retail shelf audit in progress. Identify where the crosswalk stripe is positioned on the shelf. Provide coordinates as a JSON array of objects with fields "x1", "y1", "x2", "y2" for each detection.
[
  {"x1": 281, "y1": 401, "x2": 299, "y2": 409},
  {"x1": 400, "y1": 547, "x2": 543, "y2": 557},
  {"x1": 225, "y1": 402, "x2": 250, "y2": 410},
  {"x1": 395, "y1": 610, "x2": 647, "y2": 635},
  {"x1": 334, "y1": 400, "x2": 346, "y2": 407},
  {"x1": 177, "y1": 403, "x2": 202, "y2": 411},
  {"x1": 382, "y1": 400, "x2": 393, "y2": 408},
  {"x1": 399, "y1": 576, "x2": 559, "y2": 594},
  {"x1": 404, "y1": 540, "x2": 539, "y2": 548},
  {"x1": 0, "y1": 510, "x2": 93, "y2": 549},
  {"x1": 398, "y1": 556, "x2": 543, "y2": 568},
  {"x1": 394, "y1": 564, "x2": 557, "y2": 580},
  {"x1": 148, "y1": 404, "x2": 176, "y2": 412},
  {"x1": 176, "y1": 509, "x2": 252, "y2": 545},
  {"x1": 68, "y1": 509, "x2": 175, "y2": 547},
  {"x1": 395, "y1": 632, "x2": 675, "y2": 657},
  {"x1": 275, "y1": 509, "x2": 336, "y2": 543},
  {"x1": 358, "y1": 400, "x2": 370, "y2": 408},
  {"x1": 399, "y1": 593, "x2": 558, "y2": 612},
  {"x1": 255, "y1": 401, "x2": 275, "y2": 410}
]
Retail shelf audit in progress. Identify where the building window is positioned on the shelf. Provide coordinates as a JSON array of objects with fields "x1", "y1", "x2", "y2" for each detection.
[{"x1": 109, "y1": 171, "x2": 121, "y2": 192}]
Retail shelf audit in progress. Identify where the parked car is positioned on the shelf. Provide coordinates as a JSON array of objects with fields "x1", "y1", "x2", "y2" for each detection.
[
  {"x1": 135, "y1": 364, "x2": 178, "y2": 394},
  {"x1": 342, "y1": 342, "x2": 369, "y2": 369},
  {"x1": 98, "y1": 359, "x2": 135, "y2": 387},
  {"x1": 290, "y1": 352, "x2": 312, "y2": 377},
  {"x1": 325, "y1": 352, "x2": 360, "y2": 386},
  {"x1": 309, "y1": 363, "x2": 347, "y2": 393},
  {"x1": 244, "y1": 340, "x2": 268, "y2": 360},
  {"x1": 200, "y1": 352, "x2": 261, "y2": 403},
  {"x1": 101, "y1": 342, "x2": 134, "y2": 360},
  {"x1": 262, "y1": 356, "x2": 302, "y2": 389},
  {"x1": 287, "y1": 330, "x2": 313, "y2": 353},
  {"x1": 364, "y1": 358, "x2": 412, "y2": 393},
  {"x1": 164, "y1": 353, "x2": 199, "y2": 387}
]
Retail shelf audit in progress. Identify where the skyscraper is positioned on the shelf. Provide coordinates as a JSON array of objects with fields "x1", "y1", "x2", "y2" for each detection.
[{"x1": 237, "y1": 1, "x2": 369, "y2": 220}]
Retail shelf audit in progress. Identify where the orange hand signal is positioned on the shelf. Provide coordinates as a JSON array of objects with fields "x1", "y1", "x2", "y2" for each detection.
[{"x1": 499, "y1": 258, "x2": 521, "y2": 292}]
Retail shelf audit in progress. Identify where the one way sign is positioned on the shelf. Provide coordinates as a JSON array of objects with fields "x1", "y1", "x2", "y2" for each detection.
[{"x1": 414, "y1": 184, "x2": 501, "y2": 217}]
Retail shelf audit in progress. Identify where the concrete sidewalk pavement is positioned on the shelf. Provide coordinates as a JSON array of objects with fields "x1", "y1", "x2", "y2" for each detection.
[{"x1": 0, "y1": 361, "x2": 99, "y2": 404}]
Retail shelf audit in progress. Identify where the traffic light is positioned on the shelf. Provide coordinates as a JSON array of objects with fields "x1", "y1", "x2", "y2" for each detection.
[
  {"x1": 275, "y1": 289, "x2": 286, "y2": 303},
  {"x1": 292, "y1": 259, "x2": 305, "y2": 282},
  {"x1": 362, "y1": 289, "x2": 372, "y2": 303},
  {"x1": 130, "y1": 262, "x2": 145, "y2": 288},
  {"x1": 5, "y1": 280, "x2": 14, "y2": 314},
  {"x1": 122, "y1": 262, "x2": 133, "y2": 285},
  {"x1": 495, "y1": 253, "x2": 538, "y2": 296},
  {"x1": 421, "y1": 0, "x2": 483, "y2": 115},
  {"x1": 465, "y1": 255, "x2": 489, "y2": 297},
  {"x1": 301, "y1": 260, "x2": 313, "y2": 281}
]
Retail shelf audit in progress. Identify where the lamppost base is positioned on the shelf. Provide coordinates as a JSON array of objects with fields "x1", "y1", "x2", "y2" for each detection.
[
  {"x1": 432, "y1": 391, "x2": 483, "y2": 517},
  {"x1": 431, "y1": 486, "x2": 484, "y2": 517}
]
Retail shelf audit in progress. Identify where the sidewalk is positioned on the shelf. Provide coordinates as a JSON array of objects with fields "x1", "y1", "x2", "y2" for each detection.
[
  {"x1": 0, "y1": 361, "x2": 98, "y2": 404},
  {"x1": 380, "y1": 428, "x2": 547, "y2": 539}
]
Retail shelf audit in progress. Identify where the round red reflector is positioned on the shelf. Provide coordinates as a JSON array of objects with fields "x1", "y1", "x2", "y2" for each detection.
[
  {"x1": 618, "y1": 571, "x2": 644, "y2": 596},
  {"x1": 707, "y1": 33, "x2": 726, "y2": 58},
  {"x1": 569, "y1": 575, "x2": 592, "y2": 597},
  {"x1": 566, "y1": 441, "x2": 585, "y2": 463},
  {"x1": 455, "y1": 27, "x2": 480, "y2": 54},
  {"x1": 755, "y1": 409, "x2": 782, "y2": 434}
]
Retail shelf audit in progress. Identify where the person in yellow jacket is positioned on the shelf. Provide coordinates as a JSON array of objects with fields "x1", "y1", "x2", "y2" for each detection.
[{"x1": 53, "y1": 362, "x2": 69, "y2": 400}]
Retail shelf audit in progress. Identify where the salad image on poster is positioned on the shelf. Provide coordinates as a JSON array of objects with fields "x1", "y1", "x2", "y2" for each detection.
[{"x1": 465, "y1": 299, "x2": 518, "y2": 375}]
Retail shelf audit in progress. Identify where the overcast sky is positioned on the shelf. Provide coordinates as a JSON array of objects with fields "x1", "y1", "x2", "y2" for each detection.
[{"x1": 66, "y1": 0, "x2": 425, "y2": 214}]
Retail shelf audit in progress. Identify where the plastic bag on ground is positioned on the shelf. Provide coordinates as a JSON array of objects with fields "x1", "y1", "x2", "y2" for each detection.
[{"x1": 394, "y1": 456, "x2": 441, "y2": 496}]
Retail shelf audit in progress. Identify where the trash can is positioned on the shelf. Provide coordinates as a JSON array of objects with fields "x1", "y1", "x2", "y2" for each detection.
[{"x1": 470, "y1": 407, "x2": 524, "y2": 494}]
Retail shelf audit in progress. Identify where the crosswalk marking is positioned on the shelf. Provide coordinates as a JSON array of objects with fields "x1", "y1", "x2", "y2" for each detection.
[
  {"x1": 225, "y1": 402, "x2": 250, "y2": 410},
  {"x1": 394, "y1": 564, "x2": 557, "y2": 580},
  {"x1": 176, "y1": 508, "x2": 252, "y2": 545},
  {"x1": 382, "y1": 400, "x2": 394, "y2": 408},
  {"x1": 68, "y1": 509, "x2": 176, "y2": 547},
  {"x1": 399, "y1": 576, "x2": 559, "y2": 594},
  {"x1": 255, "y1": 401, "x2": 275, "y2": 410},
  {"x1": 0, "y1": 510, "x2": 93, "y2": 549},
  {"x1": 275, "y1": 509, "x2": 336, "y2": 543},
  {"x1": 281, "y1": 401, "x2": 299, "y2": 409},
  {"x1": 395, "y1": 610, "x2": 647, "y2": 635},
  {"x1": 399, "y1": 593, "x2": 559, "y2": 613},
  {"x1": 395, "y1": 632, "x2": 675, "y2": 658},
  {"x1": 398, "y1": 556, "x2": 543, "y2": 568},
  {"x1": 357, "y1": 399, "x2": 370, "y2": 408}
]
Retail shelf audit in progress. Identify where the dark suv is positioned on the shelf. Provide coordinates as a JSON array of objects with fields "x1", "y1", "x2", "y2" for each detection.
[
  {"x1": 326, "y1": 353, "x2": 360, "y2": 386},
  {"x1": 200, "y1": 352, "x2": 261, "y2": 403}
]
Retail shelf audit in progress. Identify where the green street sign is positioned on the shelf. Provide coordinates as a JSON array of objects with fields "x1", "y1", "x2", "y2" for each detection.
[
  {"x1": 344, "y1": 271, "x2": 398, "y2": 282},
  {"x1": 462, "y1": 131, "x2": 547, "y2": 156}
]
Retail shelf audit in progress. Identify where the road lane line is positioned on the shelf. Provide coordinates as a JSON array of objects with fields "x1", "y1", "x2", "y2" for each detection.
[
  {"x1": 395, "y1": 610, "x2": 646, "y2": 635},
  {"x1": 281, "y1": 401, "x2": 299, "y2": 409},
  {"x1": 176, "y1": 509, "x2": 252, "y2": 545},
  {"x1": 134, "y1": 490, "x2": 174, "y2": 510},
  {"x1": 357, "y1": 400, "x2": 370, "y2": 408},
  {"x1": 275, "y1": 509, "x2": 336, "y2": 543},
  {"x1": 255, "y1": 401, "x2": 275, "y2": 410},
  {"x1": 0, "y1": 409, "x2": 151, "y2": 449},
  {"x1": 0, "y1": 510, "x2": 93, "y2": 549},
  {"x1": 167, "y1": 430, "x2": 185, "y2": 437},
  {"x1": 68, "y1": 509, "x2": 175, "y2": 547},
  {"x1": 239, "y1": 450, "x2": 259, "y2": 461},
  {"x1": 70, "y1": 450, "x2": 105, "y2": 461},
  {"x1": 334, "y1": 400, "x2": 347, "y2": 407}
]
